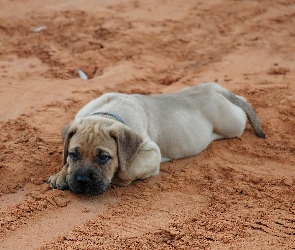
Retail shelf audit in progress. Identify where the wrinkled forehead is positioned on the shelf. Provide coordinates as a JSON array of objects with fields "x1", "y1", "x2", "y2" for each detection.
[{"x1": 69, "y1": 120, "x2": 116, "y2": 154}]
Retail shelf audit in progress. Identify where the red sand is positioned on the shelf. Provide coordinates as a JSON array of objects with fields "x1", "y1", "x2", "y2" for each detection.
[{"x1": 0, "y1": 0, "x2": 294, "y2": 249}]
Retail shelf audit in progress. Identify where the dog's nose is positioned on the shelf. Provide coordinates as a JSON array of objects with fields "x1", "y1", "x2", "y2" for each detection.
[{"x1": 76, "y1": 175, "x2": 91, "y2": 184}]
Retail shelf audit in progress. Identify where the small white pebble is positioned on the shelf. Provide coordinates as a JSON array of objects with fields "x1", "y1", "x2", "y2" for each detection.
[
  {"x1": 32, "y1": 26, "x2": 48, "y2": 33},
  {"x1": 77, "y1": 69, "x2": 88, "y2": 80}
]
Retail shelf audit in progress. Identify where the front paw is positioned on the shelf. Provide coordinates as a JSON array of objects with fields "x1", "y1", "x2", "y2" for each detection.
[
  {"x1": 111, "y1": 177, "x2": 132, "y2": 187},
  {"x1": 48, "y1": 172, "x2": 68, "y2": 190}
]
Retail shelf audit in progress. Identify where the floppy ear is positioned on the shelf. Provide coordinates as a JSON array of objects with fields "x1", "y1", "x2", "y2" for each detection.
[
  {"x1": 62, "y1": 123, "x2": 72, "y2": 141},
  {"x1": 61, "y1": 122, "x2": 77, "y2": 165},
  {"x1": 108, "y1": 123, "x2": 143, "y2": 171}
]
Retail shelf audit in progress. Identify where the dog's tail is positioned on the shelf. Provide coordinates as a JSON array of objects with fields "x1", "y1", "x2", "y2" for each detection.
[{"x1": 220, "y1": 89, "x2": 266, "y2": 138}]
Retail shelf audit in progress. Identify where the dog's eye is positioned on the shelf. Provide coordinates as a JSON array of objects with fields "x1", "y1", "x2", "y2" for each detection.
[
  {"x1": 97, "y1": 151, "x2": 111, "y2": 164},
  {"x1": 69, "y1": 151, "x2": 79, "y2": 161}
]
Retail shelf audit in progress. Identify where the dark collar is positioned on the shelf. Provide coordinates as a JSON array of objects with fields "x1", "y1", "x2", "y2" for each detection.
[{"x1": 90, "y1": 112, "x2": 125, "y2": 125}]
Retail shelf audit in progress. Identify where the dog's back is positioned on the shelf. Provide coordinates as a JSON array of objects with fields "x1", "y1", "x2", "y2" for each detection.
[{"x1": 76, "y1": 82, "x2": 265, "y2": 159}]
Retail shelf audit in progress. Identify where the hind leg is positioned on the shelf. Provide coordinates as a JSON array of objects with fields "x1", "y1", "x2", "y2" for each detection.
[
  {"x1": 210, "y1": 98, "x2": 247, "y2": 139},
  {"x1": 211, "y1": 132, "x2": 226, "y2": 141}
]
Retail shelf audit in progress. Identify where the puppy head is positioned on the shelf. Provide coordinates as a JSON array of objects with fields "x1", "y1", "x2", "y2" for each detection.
[{"x1": 62, "y1": 117, "x2": 142, "y2": 195}]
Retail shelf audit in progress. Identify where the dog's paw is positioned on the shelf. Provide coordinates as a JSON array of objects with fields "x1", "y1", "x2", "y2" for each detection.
[
  {"x1": 48, "y1": 173, "x2": 68, "y2": 190},
  {"x1": 112, "y1": 178, "x2": 133, "y2": 187}
]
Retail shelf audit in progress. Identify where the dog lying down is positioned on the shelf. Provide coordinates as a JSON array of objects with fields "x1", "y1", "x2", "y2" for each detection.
[{"x1": 48, "y1": 82, "x2": 265, "y2": 195}]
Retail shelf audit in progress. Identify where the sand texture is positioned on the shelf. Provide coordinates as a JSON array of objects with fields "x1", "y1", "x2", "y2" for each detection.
[{"x1": 0, "y1": 0, "x2": 295, "y2": 249}]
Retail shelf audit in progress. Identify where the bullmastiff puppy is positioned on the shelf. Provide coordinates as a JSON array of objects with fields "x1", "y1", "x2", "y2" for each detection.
[{"x1": 48, "y1": 82, "x2": 265, "y2": 195}]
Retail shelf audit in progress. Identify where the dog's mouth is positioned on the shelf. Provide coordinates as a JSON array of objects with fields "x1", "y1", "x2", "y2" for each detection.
[
  {"x1": 67, "y1": 172, "x2": 110, "y2": 195},
  {"x1": 69, "y1": 180, "x2": 110, "y2": 195}
]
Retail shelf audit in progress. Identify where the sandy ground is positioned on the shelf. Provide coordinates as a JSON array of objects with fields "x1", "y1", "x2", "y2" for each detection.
[{"x1": 0, "y1": 0, "x2": 294, "y2": 249}]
